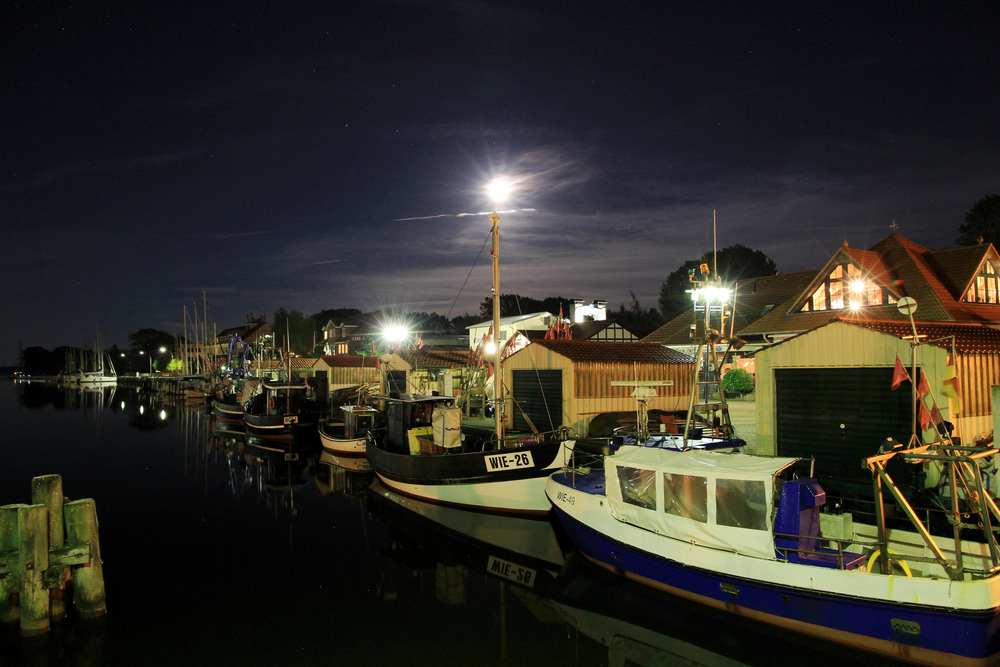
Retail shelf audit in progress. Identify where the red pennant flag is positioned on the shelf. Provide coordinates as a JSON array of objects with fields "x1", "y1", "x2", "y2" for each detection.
[
  {"x1": 917, "y1": 371, "x2": 931, "y2": 398},
  {"x1": 891, "y1": 354, "x2": 910, "y2": 391},
  {"x1": 930, "y1": 403, "x2": 944, "y2": 426},
  {"x1": 943, "y1": 353, "x2": 963, "y2": 413},
  {"x1": 486, "y1": 362, "x2": 494, "y2": 380},
  {"x1": 917, "y1": 400, "x2": 934, "y2": 430}
]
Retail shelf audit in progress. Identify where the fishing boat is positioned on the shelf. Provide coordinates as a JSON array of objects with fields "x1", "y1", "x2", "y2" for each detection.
[
  {"x1": 317, "y1": 404, "x2": 379, "y2": 455},
  {"x1": 242, "y1": 379, "x2": 321, "y2": 443},
  {"x1": 546, "y1": 440, "x2": 1000, "y2": 664},
  {"x1": 365, "y1": 210, "x2": 571, "y2": 516}
]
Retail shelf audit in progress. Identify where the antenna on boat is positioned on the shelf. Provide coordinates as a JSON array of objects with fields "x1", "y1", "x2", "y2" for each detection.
[{"x1": 713, "y1": 209, "x2": 718, "y2": 279}]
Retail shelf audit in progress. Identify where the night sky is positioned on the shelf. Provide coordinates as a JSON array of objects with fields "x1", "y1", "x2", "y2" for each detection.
[{"x1": 5, "y1": 1, "x2": 998, "y2": 359}]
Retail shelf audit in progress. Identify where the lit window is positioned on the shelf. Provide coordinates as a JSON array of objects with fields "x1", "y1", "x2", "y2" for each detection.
[{"x1": 799, "y1": 263, "x2": 892, "y2": 312}]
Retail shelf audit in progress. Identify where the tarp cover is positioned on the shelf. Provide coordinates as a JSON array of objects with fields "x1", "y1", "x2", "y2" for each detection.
[
  {"x1": 433, "y1": 406, "x2": 463, "y2": 450},
  {"x1": 605, "y1": 447, "x2": 797, "y2": 560}
]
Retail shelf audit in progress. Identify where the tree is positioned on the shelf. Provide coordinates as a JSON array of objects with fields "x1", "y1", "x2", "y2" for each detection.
[
  {"x1": 273, "y1": 307, "x2": 317, "y2": 355},
  {"x1": 658, "y1": 245, "x2": 778, "y2": 321},
  {"x1": 613, "y1": 292, "x2": 664, "y2": 338},
  {"x1": 479, "y1": 294, "x2": 574, "y2": 319},
  {"x1": 722, "y1": 368, "x2": 754, "y2": 397},
  {"x1": 127, "y1": 328, "x2": 174, "y2": 354},
  {"x1": 956, "y1": 195, "x2": 1000, "y2": 247}
]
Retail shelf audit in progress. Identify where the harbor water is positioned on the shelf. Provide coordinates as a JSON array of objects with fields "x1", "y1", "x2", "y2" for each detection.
[{"x1": 1, "y1": 381, "x2": 909, "y2": 666}]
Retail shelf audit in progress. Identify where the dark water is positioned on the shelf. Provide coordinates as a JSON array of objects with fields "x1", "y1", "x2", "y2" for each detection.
[{"x1": 1, "y1": 381, "x2": 901, "y2": 667}]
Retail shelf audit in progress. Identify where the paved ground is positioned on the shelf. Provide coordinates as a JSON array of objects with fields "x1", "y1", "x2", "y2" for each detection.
[{"x1": 726, "y1": 397, "x2": 757, "y2": 449}]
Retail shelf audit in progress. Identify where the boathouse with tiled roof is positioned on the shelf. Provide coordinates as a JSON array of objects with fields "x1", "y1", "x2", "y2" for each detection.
[
  {"x1": 501, "y1": 340, "x2": 695, "y2": 437},
  {"x1": 747, "y1": 233, "x2": 1000, "y2": 493}
]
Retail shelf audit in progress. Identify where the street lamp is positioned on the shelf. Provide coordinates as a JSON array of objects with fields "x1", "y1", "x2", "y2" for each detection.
[{"x1": 486, "y1": 177, "x2": 510, "y2": 440}]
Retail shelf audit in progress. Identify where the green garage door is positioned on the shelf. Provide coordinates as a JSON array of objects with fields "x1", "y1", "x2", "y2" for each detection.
[
  {"x1": 512, "y1": 370, "x2": 562, "y2": 433},
  {"x1": 775, "y1": 367, "x2": 916, "y2": 491}
]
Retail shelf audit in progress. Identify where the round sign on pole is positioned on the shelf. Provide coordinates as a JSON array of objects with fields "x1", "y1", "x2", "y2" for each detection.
[{"x1": 896, "y1": 297, "x2": 918, "y2": 315}]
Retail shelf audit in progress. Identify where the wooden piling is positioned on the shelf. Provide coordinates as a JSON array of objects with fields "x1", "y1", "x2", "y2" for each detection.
[
  {"x1": 18, "y1": 504, "x2": 50, "y2": 637},
  {"x1": 0, "y1": 503, "x2": 25, "y2": 625},
  {"x1": 31, "y1": 474, "x2": 66, "y2": 621},
  {"x1": 64, "y1": 499, "x2": 105, "y2": 619}
]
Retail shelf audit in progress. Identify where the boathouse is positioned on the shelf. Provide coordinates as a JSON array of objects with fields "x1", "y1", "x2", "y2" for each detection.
[
  {"x1": 315, "y1": 355, "x2": 381, "y2": 391},
  {"x1": 745, "y1": 234, "x2": 1000, "y2": 492},
  {"x1": 377, "y1": 350, "x2": 470, "y2": 397},
  {"x1": 500, "y1": 340, "x2": 695, "y2": 437}
]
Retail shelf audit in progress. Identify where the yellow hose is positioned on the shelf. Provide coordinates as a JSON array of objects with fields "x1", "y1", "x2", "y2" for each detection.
[{"x1": 866, "y1": 548, "x2": 913, "y2": 577}]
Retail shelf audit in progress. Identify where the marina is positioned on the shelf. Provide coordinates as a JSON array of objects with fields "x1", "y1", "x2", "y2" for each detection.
[{"x1": 1, "y1": 380, "x2": 918, "y2": 667}]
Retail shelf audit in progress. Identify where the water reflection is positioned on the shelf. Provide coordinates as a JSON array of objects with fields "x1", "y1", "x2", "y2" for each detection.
[{"x1": 4, "y1": 383, "x2": 918, "y2": 667}]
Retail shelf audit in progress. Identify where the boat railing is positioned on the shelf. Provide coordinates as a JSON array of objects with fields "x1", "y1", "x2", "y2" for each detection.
[{"x1": 773, "y1": 532, "x2": 876, "y2": 571}]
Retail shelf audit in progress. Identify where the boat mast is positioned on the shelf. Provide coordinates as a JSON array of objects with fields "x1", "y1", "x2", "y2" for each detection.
[{"x1": 490, "y1": 210, "x2": 504, "y2": 444}]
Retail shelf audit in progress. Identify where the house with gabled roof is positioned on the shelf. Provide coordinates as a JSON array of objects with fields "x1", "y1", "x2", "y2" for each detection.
[
  {"x1": 643, "y1": 270, "x2": 817, "y2": 357},
  {"x1": 741, "y1": 233, "x2": 1000, "y2": 494}
]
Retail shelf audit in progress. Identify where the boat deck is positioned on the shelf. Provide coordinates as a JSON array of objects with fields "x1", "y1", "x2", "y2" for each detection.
[{"x1": 552, "y1": 469, "x2": 606, "y2": 496}]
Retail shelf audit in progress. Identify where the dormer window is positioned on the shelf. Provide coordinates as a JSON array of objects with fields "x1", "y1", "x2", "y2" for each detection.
[
  {"x1": 799, "y1": 263, "x2": 896, "y2": 312},
  {"x1": 966, "y1": 260, "x2": 1000, "y2": 304}
]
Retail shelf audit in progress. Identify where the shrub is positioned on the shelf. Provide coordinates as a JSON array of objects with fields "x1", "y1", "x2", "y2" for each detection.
[{"x1": 722, "y1": 368, "x2": 754, "y2": 395}]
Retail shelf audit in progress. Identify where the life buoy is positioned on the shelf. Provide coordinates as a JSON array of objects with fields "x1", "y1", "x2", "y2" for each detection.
[
  {"x1": 866, "y1": 548, "x2": 913, "y2": 577},
  {"x1": 268, "y1": 395, "x2": 275, "y2": 409}
]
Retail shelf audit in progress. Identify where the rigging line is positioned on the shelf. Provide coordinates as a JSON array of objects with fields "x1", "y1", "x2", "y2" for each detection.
[
  {"x1": 498, "y1": 234, "x2": 556, "y2": 432},
  {"x1": 444, "y1": 229, "x2": 493, "y2": 321}
]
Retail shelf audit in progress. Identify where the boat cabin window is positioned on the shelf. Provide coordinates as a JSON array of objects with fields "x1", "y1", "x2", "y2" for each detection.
[
  {"x1": 716, "y1": 478, "x2": 767, "y2": 530},
  {"x1": 663, "y1": 473, "x2": 707, "y2": 523},
  {"x1": 617, "y1": 466, "x2": 657, "y2": 510},
  {"x1": 408, "y1": 403, "x2": 434, "y2": 428}
]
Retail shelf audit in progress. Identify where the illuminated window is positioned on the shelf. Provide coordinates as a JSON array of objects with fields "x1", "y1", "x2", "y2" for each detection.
[
  {"x1": 967, "y1": 260, "x2": 1000, "y2": 304},
  {"x1": 798, "y1": 263, "x2": 893, "y2": 312}
]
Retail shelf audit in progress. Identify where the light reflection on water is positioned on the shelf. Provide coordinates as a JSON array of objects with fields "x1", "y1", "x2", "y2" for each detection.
[{"x1": 2, "y1": 381, "x2": 907, "y2": 667}]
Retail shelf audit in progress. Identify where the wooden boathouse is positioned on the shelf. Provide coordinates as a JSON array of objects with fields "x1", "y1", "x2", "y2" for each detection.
[{"x1": 501, "y1": 340, "x2": 695, "y2": 438}]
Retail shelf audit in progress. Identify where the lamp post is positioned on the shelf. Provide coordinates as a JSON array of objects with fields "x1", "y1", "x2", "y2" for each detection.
[{"x1": 486, "y1": 178, "x2": 511, "y2": 442}]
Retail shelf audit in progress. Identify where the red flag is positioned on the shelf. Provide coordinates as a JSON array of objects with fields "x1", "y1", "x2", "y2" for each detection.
[
  {"x1": 486, "y1": 362, "x2": 494, "y2": 380},
  {"x1": 917, "y1": 400, "x2": 934, "y2": 430},
  {"x1": 930, "y1": 403, "x2": 944, "y2": 426},
  {"x1": 891, "y1": 354, "x2": 910, "y2": 390},
  {"x1": 417, "y1": 334, "x2": 423, "y2": 349},
  {"x1": 917, "y1": 371, "x2": 931, "y2": 398},
  {"x1": 943, "y1": 353, "x2": 963, "y2": 413}
]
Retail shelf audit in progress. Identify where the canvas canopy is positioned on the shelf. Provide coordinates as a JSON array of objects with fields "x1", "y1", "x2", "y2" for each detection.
[{"x1": 605, "y1": 447, "x2": 798, "y2": 560}]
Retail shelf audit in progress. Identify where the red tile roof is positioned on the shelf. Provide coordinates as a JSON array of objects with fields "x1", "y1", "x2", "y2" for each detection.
[
  {"x1": 394, "y1": 350, "x2": 471, "y2": 368},
  {"x1": 844, "y1": 319, "x2": 1000, "y2": 354},
  {"x1": 319, "y1": 355, "x2": 380, "y2": 368},
  {"x1": 528, "y1": 340, "x2": 695, "y2": 364}
]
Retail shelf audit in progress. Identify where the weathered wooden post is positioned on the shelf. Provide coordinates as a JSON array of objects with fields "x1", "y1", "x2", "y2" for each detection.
[
  {"x1": 0, "y1": 503, "x2": 25, "y2": 625},
  {"x1": 18, "y1": 504, "x2": 50, "y2": 637},
  {"x1": 64, "y1": 499, "x2": 105, "y2": 618},
  {"x1": 32, "y1": 474, "x2": 67, "y2": 621}
]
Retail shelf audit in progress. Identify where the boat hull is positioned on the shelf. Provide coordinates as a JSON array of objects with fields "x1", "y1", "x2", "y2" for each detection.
[
  {"x1": 547, "y1": 473, "x2": 1000, "y2": 665},
  {"x1": 367, "y1": 440, "x2": 571, "y2": 516},
  {"x1": 317, "y1": 422, "x2": 366, "y2": 455},
  {"x1": 243, "y1": 410, "x2": 319, "y2": 443},
  {"x1": 211, "y1": 398, "x2": 244, "y2": 426}
]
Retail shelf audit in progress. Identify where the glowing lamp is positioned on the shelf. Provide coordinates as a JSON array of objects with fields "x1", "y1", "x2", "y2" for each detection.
[
  {"x1": 849, "y1": 301, "x2": 862, "y2": 311},
  {"x1": 485, "y1": 342, "x2": 497, "y2": 355},
  {"x1": 384, "y1": 326, "x2": 408, "y2": 342},
  {"x1": 487, "y1": 178, "x2": 512, "y2": 203},
  {"x1": 850, "y1": 280, "x2": 865, "y2": 293}
]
